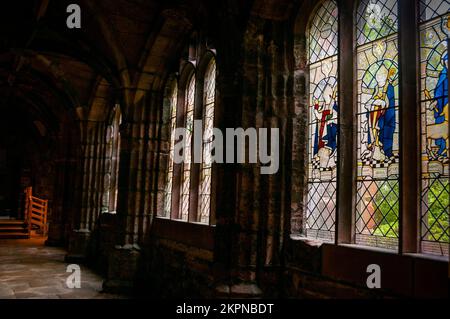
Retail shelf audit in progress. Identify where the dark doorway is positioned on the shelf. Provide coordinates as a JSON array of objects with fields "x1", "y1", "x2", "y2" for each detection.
[
  {"x1": 0, "y1": 107, "x2": 37, "y2": 219},
  {"x1": 0, "y1": 152, "x2": 21, "y2": 218}
]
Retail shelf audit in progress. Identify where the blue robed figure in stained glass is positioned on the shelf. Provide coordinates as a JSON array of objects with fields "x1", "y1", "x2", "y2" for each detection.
[
  {"x1": 313, "y1": 96, "x2": 338, "y2": 156},
  {"x1": 363, "y1": 64, "x2": 397, "y2": 162},
  {"x1": 322, "y1": 100, "x2": 339, "y2": 153},
  {"x1": 426, "y1": 53, "x2": 448, "y2": 161},
  {"x1": 312, "y1": 79, "x2": 338, "y2": 170}
]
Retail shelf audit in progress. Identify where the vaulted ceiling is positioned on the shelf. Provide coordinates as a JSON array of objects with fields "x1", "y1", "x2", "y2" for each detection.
[{"x1": 0, "y1": 0, "x2": 300, "y2": 132}]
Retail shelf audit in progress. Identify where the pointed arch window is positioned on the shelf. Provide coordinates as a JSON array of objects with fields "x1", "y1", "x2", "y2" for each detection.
[
  {"x1": 305, "y1": 0, "x2": 339, "y2": 242},
  {"x1": 159, "y1": 47, "x2": 217, "y2": 226},
  {"x1": 293, "y1": 0, "x2": 449, "y2": 259},
  {"x1": 198, "y1": 59, "x2": 216, "y2": 224},
  {"x1": 418, "y1": 0, "x2": 449, "y2": 256},
  {"x1": 162, "y1": 81, "x2": 178, "y2": 219},
  {"x1": 355, "y1": 0, "x2": 400, "y2": 250},
  {"x1": 179, "y1": 75, "x2": 196, "y2": 221}
]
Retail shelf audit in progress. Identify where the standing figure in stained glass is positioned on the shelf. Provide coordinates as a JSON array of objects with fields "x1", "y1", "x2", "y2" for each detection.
[
  {"x1": 312, "y1": 78, "x2": 338, "y2": 170},
  {"x1": 362, "y1": 63, "x2": 397, "y2": 162},
  {"x1": 425, "y1": 53, "x2": 448, "y2": 163}
]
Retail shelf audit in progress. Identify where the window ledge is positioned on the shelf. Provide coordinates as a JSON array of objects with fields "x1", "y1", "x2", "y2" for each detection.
[
  {"x1": 339, "y1": 243, "x2": 398, "y2": 255},
  {"x1": 290, "y1": 237, "x2": 449, "y2": 262},
  {"x1": 322, "y1": 243, "x2": 449, "y2": 265},
  {"x1": 155, "y1": 216, "x2": 214, "y2": 227},
  {"x1": 290, "y1": 234, "x2": 330, "y2": 247},
  {"x1": 403, "y1": 252, "x2": 449, "y2": 263},
  {"x1": 335, "y1": 244, "x2": 449, "y2": 262},
  {"x1": 152, "y1": 217, "x2": 215, "y2": 251}
]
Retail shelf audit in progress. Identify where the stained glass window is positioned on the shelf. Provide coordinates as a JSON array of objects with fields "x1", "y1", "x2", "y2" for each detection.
[
  {"x1": 179, "y1": 75, "x2": 195, "y2": 221},
  {"x1": 355, "y1": 0, "x2": 400, "y2": 250},
  {"x1": 198, "y1": 60, "x2": 216, "y2": 224},
  {"x1": 305, "y1": 0, "x2": 338, "y2": 242},
  {"x1": 419, "y1": 0, "x2": 449, "y2": 256},
  {"x1": 162, "y1": 82, "x2": 178, "y2": 218}
]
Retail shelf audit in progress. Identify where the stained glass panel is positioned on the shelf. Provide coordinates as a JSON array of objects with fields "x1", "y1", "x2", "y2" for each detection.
[
  {"x1": 308, "y1": 0, "x2": 338, "y2": 64},
  {"x1": 305, "y1": 1, "x2": 338, "y2": 242},
  {"x1": 356, "y1": 0, "x2": 399, "y2": 250},
  {"x1": 162, "y1": 82, "x2": 178, "y2": 218},
  {"x1": 419, "y1": 0, "x2": 450, "y2": 22},
  {"x1": 179, "y1": 75, "x2": 195, "y2": 221},
  {"x1": 198, "y1": 60, "x2": 216, "y2": 224},
  {"x1": 419, "y1": 4, "x2": 449, "y2": 256},
  {"x1": 356, "y1": 0, "x2": 398, "y2": 46}
]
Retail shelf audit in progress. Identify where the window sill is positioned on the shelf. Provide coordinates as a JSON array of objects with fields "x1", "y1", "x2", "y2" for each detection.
[
  {"x1": 289, "y1": 234, "x2": 330, "y2": 247},
  {"x1": 155, "y1": 216, "x2": 213, "y2": 227},
  {"x1": 319, "y1": 243, "x2": 448, "y2": 297},
  {"x1": 403, "y1": 252, "x2": 449, "y2": 263},
  {"x1": 290, "y1": 235, "x2": 449, "y2": 262},
  {"x1": 152, "y1": 217, "x2": 214, "y2": 250},
  {"x1": 339, "y1": 243, "x2": 398, "y2": 255}
]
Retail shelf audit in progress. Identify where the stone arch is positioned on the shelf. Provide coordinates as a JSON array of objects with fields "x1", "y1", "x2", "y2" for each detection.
[
  {"x1": 179, "y1": 62, "x2": 196, "y2": 92},
  {"x1": 197, "y1": 50, "x2": 217, "y2": 81},
  {"x1": 82, "y1": 0, "x2": 131, "y2": 91},
  {"x1": 132, "y1": 8, "x2": 194, "y2": 107}
]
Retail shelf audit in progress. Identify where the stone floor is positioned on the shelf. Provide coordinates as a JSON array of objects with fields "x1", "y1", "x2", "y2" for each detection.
[{"x1": 0, "y1": 237, "x2": 126, "y2": 299}]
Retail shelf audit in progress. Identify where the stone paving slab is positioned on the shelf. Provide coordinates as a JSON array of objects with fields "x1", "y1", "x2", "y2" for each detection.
[{"x1": 0, "y1": 238, "x2": 127, "y2": 299}]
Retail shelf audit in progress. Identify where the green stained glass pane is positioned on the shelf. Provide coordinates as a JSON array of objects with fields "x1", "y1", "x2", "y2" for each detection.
[
  {"x1": 356, "y1": 0, "x2": 398, "y2": 46},
  {"x1": 419, "y1": 10, "x2": 449, "y2": 256},
  {"x1": 355, "y1": 1, "x2": 399, "y2": 251},
  {"x1": 305, "y1": 1, "x2": 339, "y2": 242}
]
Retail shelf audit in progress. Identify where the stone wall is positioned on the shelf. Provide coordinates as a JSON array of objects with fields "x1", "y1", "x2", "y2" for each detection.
[
  {"x1": 142, "y1": 237, "x2": 214, "y2": 298},
  {"x1": 33, "y1": 0, "x2": 448, "y2": 300}
]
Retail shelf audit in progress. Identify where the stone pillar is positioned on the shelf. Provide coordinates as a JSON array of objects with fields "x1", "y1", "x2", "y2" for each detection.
[
  {"x1": 103, "y1": 90, "x2": 160, "y2": 293},
  {"x1": 46, "y1": 157, "x2": 71, "y2": 246},
  {"x1": 66, "y1": 120, "x2": 109, "y2": 262},
  {"x1": 214, "y1": 17, "x2": 292, "y2": 298},
  {"x1": 208, "y1": 9, "x2": 243, "y2": 297},
  {"x1": 46, "y1": 115, "x2": 81, "y2": 247}
]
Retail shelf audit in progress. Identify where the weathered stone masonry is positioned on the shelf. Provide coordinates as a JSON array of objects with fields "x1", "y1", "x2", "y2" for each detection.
[{"x1": 2, "y1": 0, "x2": 447, "y2": 299}]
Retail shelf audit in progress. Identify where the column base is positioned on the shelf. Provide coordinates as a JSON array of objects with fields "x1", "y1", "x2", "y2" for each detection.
[
  {"x1": 45, "y1": 223, "x2": 65, "y2": 247},
  {"x1": 65, "y1": 229, "x2": 91, "y2": 263},
  {"x1": 214, "y1": 282, "x2": 263, "y2": 298},
  {"x1": 102, "y1": 244, "x2": 141, "y2": 295}
]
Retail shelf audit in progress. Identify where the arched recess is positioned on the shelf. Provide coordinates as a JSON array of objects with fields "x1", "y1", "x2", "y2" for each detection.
[
  {"x1": 291, "y1": 0, "x2": 335, "y2": 236},
  {"x1": 0, "y1": 62, "x2": 82, "y2": 244},
  {"x1": 196, "y1": 54, "x2": 217, "y2": 224},
  {"x1": 159, "y1": 75, "x2": 178, "y2": 219},
  {"x1": 354, "y1": 0, "x2": 400, "y2": 250},
  {"x1": 179, "y1": 68, "x2": 196, "y2": 222},
  {"x1": 103, "y1": 104, "x2": 122, "y2": 214},
  {"x1": 156, "y1": 46, "x2": 221, "y2": 225}
]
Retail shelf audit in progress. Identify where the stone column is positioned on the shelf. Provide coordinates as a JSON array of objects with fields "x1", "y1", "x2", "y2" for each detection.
[
  {"x1": 66, "y1": 120, "x2": 109, "y2": 262},
  {"x1": 103, "y1": 89, "x2": 161, "y2": 293},
  {"x1": 213, "y1": 16, "x2": 293, "y2": 298},
  {"x1": 46, "y1": 115, "x2": 81, "y2": 247}
]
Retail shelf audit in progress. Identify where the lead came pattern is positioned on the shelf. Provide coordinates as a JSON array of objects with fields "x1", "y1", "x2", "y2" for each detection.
[
  {"x1": 162, "y1": 83, "x2": 178, "y2": 218},
  {"x1": 198, "y1": 60, "x2": 216, "y2": 224},
  {"x1": 419, "y1": 1, "x2": 449, "y2": 256},
  {"x1": 419, "y1": 0, "x2": 450, "y2": 22},
  {"x1": 356, "y1": 0, "x2": 398, "y2": 46},
  {"x1": 306, "y1": 0, "x2": 339, "y2": 242},
  {"x1": 180, "y1": 76, "x2": 195, "y2": 221},
  {"x1": 309, "y1": 0, "x2": 338, "y2": 64},
  {"x1": 355, "y1": 0, "x2": 400, "y2": 250}
]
